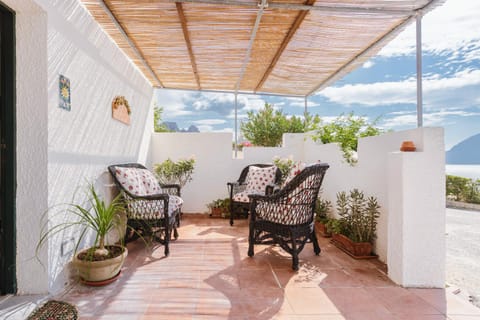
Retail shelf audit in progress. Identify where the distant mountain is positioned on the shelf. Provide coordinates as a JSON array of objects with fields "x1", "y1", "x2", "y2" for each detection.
[
  {"x1": 164, "y1": 122, "x2": 179, "y2": 132},
  {"x1": 163, "y1": 122, "x2": 199, "y2": 133},
  {"x1": 446, "y1": 133, "x2": 480, "y2": 164}
]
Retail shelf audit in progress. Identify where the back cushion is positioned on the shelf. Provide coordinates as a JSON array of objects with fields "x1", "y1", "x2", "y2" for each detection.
[
  {"x1": 283, "y1": 161, "x2": 306, "y2": 187},
  {"x1": 114, "y1": 167, "x2": 162, "y2": 196},
  {"x1": 245, "y1": 165, "x2": 277, "y2": 193}
]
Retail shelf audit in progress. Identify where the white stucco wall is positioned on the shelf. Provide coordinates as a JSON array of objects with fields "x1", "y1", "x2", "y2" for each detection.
[
  {"x1": 2, "y1": 0, "x2": 49, "y2": 295},
  {"x1": 148, "y1": 127, "x2": 446, "y2": 287},
  {"x1": 8, "y1": 0, "x2": 154, "y2": 294}
]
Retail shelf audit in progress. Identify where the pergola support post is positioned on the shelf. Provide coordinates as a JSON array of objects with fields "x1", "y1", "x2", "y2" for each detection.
[
  {"x1": 416, "y1": 14, "x2": 423, "y2": 128},
  {"x1": 234, "y1": 93, "x2": 238, "y2": 158}
]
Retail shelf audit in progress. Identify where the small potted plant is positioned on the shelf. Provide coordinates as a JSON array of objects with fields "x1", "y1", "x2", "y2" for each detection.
[
  {"x1": 37, "y1": 184, "x2": 128, "y2": 284},
  {"x1": 207, "y1": 198, "x2": 230, "y2": 218},
  {"x1": 315, "y1": 197, "x2": 333, "y2": 237},
  {"x1": 153, "y1": 157, "x2": 195, "y2": 192},
  {"x1": 330, "y1": 189, "x2": 380, "y2": 258}
]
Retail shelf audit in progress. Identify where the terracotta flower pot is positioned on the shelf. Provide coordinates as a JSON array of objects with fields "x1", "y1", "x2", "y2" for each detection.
[
  {"x1": 315, "y1": 221, "x2": 332, "y2": 237},
  {"x1": 210, "y1": 207, "x2": 223, "y2": 218},
  {"x1": 400, "y1": 141, "x2": 416, "y2": 152},
  {"x1": 73, "y1": 245, "x2": 127, "y2": 283}
]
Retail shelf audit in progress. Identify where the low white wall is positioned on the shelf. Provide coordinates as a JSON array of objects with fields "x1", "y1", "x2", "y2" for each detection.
[
  {"x1": 148, "y1": 127, "x2": 446, "y2": 288},
  {"x1": 9, "y1": 0, "x2": 155, "y2": 294}
]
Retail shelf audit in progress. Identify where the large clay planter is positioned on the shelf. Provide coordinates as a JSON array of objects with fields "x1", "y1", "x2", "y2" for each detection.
[
  {"x1": 331, "y1": 233, "x2": 374, "y2": 258},
  {"x1": 73, "y1": 245, "x2": 128, "y2": 282}
]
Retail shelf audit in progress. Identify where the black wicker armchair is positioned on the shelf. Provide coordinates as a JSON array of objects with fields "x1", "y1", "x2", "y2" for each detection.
[
  {"x1": 227, "y1": 164, "x2": 282, "y2": 226},
  {"x1": 247, "y1": 163, "x2": 329, "y2": 270},
  {"x1": 108, "y1": 163, "x2": 183, "y2": 256}
]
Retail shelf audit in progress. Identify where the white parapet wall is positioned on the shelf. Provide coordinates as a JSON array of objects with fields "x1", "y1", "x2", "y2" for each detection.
[{"x1": 148, "y1": 127, "x2": 446, "y2": 288}]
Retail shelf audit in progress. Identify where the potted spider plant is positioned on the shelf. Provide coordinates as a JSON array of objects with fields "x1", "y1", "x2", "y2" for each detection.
[{"x1": 37, "y1": 184, "x2": 128, "y2": 284}]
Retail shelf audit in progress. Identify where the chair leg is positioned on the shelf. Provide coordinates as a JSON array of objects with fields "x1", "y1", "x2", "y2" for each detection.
[
  {"x1": 311, "y1": 230, "x2": 321, "y2": 255},
  {"x1": 247, "y1": 224, "x2": 255, "y2": 257},
  {"x1": 291, "y1": 237, "x2": 299, "y2": 271},
  {"x1": 173, "y1": 227, "x2": 179, "y2": 240},
  {"x1": 164, "y1": 230, "x2": 170, "y2": 256}
]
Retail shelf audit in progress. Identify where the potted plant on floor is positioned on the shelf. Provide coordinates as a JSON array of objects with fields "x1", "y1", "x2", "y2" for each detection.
[
  {"x1": 207, "y1": 198, "x2": 230, "y2": 218},
  {"x1": 330, "y1": 189, "x2": 380, "y2": 258},
  {"x1": 315, "y1": 197, "x2": 333, "y2": 237},
  {"x1": 37, "y1": 184, "x2": 128, "y2": 284}
]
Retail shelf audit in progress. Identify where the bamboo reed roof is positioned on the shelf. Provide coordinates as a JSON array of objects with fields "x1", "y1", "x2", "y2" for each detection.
[{"x1": 80, "y1": 0, "x2": 445, "y2": 97}]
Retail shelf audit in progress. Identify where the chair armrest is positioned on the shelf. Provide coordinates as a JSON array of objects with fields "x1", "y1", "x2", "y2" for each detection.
[
  {"x1": 265, "y1": 183, "x2": 281, "y2": 195},
  {"x1": 123, "y1": 192, "x2": 169, "y2": 202},
  {"x1": 228, "y1": 181, "x2": 247, "y2": 198},
  {"x1": 160, "y1": 183, "x2": 181, "y2": 196}
]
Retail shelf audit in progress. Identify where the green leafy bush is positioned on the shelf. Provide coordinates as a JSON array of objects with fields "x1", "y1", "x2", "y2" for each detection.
[
  {"x1": 335, "y1": 189, "x2": 380, "y2": 243},
  {"x1": 154, "y1": 157, "x2": 195, "y2": 189},
  {"x1": 241, "y1": 103, "x2": 320, "y2": 147},
  {"x1": 310, "y1": 112, "x2": 385, "y2": 165},
  {"x1": 272, "y1": 156, "x2": 295, "y2": 185},
  {"x1": 447, "y1": 175, "x2": 480, "y2": 204},
  {"x1": 315, "y1": 197, "x2": 332, "y2": 223}
]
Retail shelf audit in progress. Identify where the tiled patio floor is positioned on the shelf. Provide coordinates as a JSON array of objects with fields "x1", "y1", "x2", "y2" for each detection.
[{"x1": 3, "y1": 214, "x2": 480, "y2": 319}]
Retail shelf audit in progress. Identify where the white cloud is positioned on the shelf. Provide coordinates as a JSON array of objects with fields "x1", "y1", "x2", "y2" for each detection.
[
  {"x1": 379, "y1": 0, "x2": 480, "y2": 60},
  {"x1": 363, "y1": 61, "x2": 375, "y2": 69},
  {"x1": 318, "y1": 69, "x2": 480, "y2": 108},
  {"x1": 155, "y1": 89, "x2": 193, "y2": 117},
  {"x1": 193, "y1": 119, "x2": 227, "y2": 126},
  {"x1": 382, "y1": 109, "x2": 480, "y2": 129}
]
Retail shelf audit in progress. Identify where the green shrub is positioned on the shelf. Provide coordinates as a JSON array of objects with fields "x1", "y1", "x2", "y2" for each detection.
[
  {"x1": 335, "y1": 189, "x2": 380, "y2": 243},
  {"x1": 153, "y1": 157, "x2": 195, "y2": 189}
]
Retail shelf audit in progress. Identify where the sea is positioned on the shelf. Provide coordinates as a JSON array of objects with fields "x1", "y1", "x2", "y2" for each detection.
[{"x1": 445, "y1": 164, "x2": 480, "y2": 180}]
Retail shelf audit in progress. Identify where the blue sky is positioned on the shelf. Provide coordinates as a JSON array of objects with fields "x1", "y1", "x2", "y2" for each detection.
[{"x1": 155, "y1": 0, "x2": 480, "y2": 151}]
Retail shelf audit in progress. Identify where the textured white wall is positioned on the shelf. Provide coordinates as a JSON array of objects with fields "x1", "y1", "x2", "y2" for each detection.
[
  {"x1": 2, "y1": 0, "x2": 49, "y2": 295},
  {"x1": 8, "y1": 0, "x2": 154, "y2": 294},
  {"x1": 149, "y1": 127, "x2": 446, "y2": 287}
]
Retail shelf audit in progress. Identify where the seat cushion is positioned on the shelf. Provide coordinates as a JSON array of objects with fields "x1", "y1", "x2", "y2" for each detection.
[
  {"x1": 114, "y1": 167, "x2": 162, "y2": 196},
  {"x1": 125, "y1": 194, "x2": 183, "y2": 219},
  {"x1": 232, "y1": 190, "x2": 263, "y2": 203},
  {"x1": 245, "y1": 165, "x2": 277, "y2": 193}
]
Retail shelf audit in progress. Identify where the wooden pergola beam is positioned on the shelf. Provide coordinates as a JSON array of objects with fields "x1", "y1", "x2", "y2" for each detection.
[
  {"x1": 255, "y1": 0, "x2": 316, "y2": 92},
  {"x1": 99, "y1": 0, "x2": 164, "y2": 87},
  {"x1": 176, "y1": 2, "x2": 201, "y2": 90}
]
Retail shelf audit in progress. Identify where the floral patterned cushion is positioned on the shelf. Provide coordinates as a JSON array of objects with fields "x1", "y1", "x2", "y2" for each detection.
[
  {"x1": 245, "y1": 165, "x2": 277, "y2": 194},
  {"x1": 114, "y1": 167, "x2": 162, "y2": 196},
  {"x1": 283, "y1": 161, "x2": 306, "y2": 187},
  {"x1": 232, "y1": 190, "x2": 264, "y2": 203},
  {"x1": 283, "y1": 161, "x2": 323, "y2": 187}
]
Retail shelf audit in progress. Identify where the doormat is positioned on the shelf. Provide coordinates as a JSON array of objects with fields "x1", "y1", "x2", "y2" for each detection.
[{"x1": 27, "y1": 300, "x2": 78, "y2": 320}]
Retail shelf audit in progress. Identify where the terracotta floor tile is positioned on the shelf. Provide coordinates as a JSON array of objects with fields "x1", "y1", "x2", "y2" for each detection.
[
  {"x1": 321, "y1": 287, "x2": 390, "y2": 314},
  {"x1": 367, "y1": 287, "x2": 442, "y2": 315},
  {"x1": 286, "y1": 287, "x2": 342, "y2": 315},
  {"x1": 31, "y1": 215, "x2": 478, "y2": 319}
]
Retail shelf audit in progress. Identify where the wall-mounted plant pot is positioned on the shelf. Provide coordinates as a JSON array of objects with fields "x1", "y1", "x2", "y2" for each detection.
[
  {"x1": 331, "y1": 233, "x2": 377, "y2": 259},
  {"x1": 400, "y1": 140, "x2": 416, "y2": 152}
]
